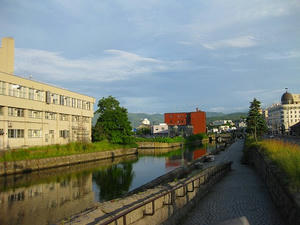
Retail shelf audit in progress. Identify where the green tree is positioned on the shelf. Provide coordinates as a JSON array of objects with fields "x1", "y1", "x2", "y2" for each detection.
[
  {"x1": 93, "y1": 96, "x2": 133, "y2": 144},
  {"x1": 246, "y1": 98, "x2": 267, "y2": 141}
]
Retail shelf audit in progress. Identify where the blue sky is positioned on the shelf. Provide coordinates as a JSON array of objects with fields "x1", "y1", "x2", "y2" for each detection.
[{"x1": 1, "y1": 0, "x2": 300, "y2": 113}]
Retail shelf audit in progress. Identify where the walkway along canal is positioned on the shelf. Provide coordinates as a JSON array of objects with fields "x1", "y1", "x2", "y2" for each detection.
[
  {"x1": 0, "y1": 144, "x2": 216, "y2": 225},
  {"x1": 180, "y1": 140, "x2": 286, "y2": 225}
]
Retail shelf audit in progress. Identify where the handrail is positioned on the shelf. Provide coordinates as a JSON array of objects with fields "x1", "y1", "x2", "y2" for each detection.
[{"x1": 95, "y1": 162, "x2": 231, "y2": 225}]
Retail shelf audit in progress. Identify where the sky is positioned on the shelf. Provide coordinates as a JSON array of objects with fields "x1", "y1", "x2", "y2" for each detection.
[{"x1": 1, "y1": 0, "x2": 300, "y2": 113}]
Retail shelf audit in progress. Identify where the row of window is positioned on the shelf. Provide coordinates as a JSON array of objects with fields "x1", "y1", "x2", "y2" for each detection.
[
  {"x1": 6, "y1": 107, "x2": 90, "y2": 123},
  {"x1": 0, "y1": 81, "x2": 92, "y2": 110},
  {"x1": 8, "y1": 129, "x2": 70, "y2": 138}
]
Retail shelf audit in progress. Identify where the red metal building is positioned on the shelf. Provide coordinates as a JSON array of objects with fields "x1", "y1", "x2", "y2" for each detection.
[{"x1": 164, "y1": 109, "x2": 206, "y2": 134}]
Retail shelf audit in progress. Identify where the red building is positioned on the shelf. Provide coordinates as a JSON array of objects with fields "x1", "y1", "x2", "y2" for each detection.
[{"x1": 164, "y1": 109, "x2": 206, "y2": 135}]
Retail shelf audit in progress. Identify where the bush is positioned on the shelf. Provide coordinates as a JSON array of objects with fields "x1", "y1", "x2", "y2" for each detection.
[{"x1": 185, "y1": 133, "x2": 208, "y2": 144}]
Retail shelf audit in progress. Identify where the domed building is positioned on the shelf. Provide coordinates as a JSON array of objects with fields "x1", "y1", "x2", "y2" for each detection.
[
  {"x1": 281, "y1": 91, "x2": 294, "y2": 104},
  {"x1": 266, "y1": 91, "x2": 300, "y2": 134}
]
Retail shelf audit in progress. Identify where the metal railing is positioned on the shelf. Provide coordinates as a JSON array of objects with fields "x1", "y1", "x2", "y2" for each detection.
[{"x1": 92, "y1": 162, "x2": 231, "y2": 225}]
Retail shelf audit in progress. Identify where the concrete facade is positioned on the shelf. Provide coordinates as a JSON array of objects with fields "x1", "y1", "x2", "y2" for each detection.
[
  {"x1": 266, "y1": 91, "x2": 300, "y2": 134},
  {"x1": 0, "y1": 37, "x2": 95, "y2": 150},
  {"x1": 164, "y1": 109, "x2": 206, "y2": 135},
  {"x1": 0, "y1": 37, "x2": 14, "y2": 74}
]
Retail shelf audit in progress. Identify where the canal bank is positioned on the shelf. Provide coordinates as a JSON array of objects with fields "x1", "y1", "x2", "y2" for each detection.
[
  {"x1": 0, "y1": 148, "x2": 138, "y2": 176},
  {"x1": 0, "y1": 144, "x2": 216, "y2": 225}
]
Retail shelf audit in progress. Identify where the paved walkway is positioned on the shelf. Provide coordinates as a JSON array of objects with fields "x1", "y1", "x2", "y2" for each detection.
[{"x1": 181, "y1": 140, "x2": 286, "y2": 225}]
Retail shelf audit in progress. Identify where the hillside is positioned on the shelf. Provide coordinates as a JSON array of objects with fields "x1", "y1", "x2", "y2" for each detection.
[
  {"x1": 93, "y1": 112, "x2": 247, "y2": 128},
  {"x1": 206, "y1": 112, "x2": 247, "y2": 124}
]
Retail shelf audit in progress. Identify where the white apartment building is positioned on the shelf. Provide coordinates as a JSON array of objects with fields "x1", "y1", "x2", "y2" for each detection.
[
  {"x1": 266, "y1": 91, "x2": 300, "y2": 134},
  {"x1": 151, "y1": 123, "x2": 168, "y2": 134},
  {"x1": 0, "y1": 37, "x2": 95, "y2": 150}
]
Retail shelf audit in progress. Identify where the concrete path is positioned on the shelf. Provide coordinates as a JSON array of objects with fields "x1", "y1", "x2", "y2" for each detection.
[{"x1": 181, "y1": 140, "x2": 286, "y2": 225}]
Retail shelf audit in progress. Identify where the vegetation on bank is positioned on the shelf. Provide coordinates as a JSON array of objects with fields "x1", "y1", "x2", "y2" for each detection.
[
  {"x1": 245, "y1": 137, "x2": 300, "y2": 190},
  {"x1": 185, "y1": 133, "x2": 208, "y2": 144},
  {"x1": 135, "y1": 136, "x2": 184, "y2": 143},
  {"x1": 0, "y1": 140, "x2": 137, "y2": 162},
  {"x1": 92, "y1": 96, "x2": 134, "y2": 145}
]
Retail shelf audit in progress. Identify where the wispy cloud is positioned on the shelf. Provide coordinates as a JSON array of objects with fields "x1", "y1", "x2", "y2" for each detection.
[
  {"x1": 264, "y1": 50, "x2": 300, "y2": 60},
  {"x1": 202, "y1": 36, "x2": 257, "y2": 50},
  {"x1": 14, "y1": 48, "x2": 188, "y2": 82}
]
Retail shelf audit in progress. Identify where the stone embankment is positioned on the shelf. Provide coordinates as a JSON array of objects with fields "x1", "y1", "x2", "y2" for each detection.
[
  {"x1": 63, "y1": 162, "x2": 232, "y2": 225},
  {"x1": 0, "y1": 148, "x2": 138, "y2": 176},
  {"x1": 137, "y1": 142, "x2": 183, "y2": 149},
  {"x1": 246, "y1": 146, "x2": 300, "y2": 225}
]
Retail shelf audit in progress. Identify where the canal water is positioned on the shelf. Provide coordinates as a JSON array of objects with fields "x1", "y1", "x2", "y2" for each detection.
[{"x1": 0, "y1": 144, "x2": 216, "y2": 225}]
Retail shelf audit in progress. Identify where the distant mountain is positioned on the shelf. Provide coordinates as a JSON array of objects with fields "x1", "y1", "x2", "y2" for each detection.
[{"x1": 93, "y1": 111, "x2": 247, "y2": 127}]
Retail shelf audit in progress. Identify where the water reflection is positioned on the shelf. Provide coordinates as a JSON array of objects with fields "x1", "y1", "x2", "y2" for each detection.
[
  {"x1": 93, "y1": 162, "x2": 134, "y2": 201},
  {"x1": 0, "y1": 143, "x2": 215, "y2": 225}
]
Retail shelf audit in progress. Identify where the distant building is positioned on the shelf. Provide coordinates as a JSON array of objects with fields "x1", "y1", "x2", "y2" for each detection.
[
  {"x1": 266, "y1": 91, "x2": 300, "y2": 134},
  {"x1": 212, "y1": 120, "x2": 233, "y2": 126},
  {"x1": 151, "y1": 123, "x2": 168, "y2": 135},
  {"x1": 141, "y1": 118, "x2": 150, "y2": 125},
  {"x1": 0, "y1": 37, "x2": 95, "y2": 150},
  {"x1": 164, "y1": 109, "x2": 206, "y2": 136}
]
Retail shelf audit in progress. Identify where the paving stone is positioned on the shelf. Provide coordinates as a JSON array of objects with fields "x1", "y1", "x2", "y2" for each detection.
[{"x1": 180, "y1": 140, "x2": 286, "y2": 225}]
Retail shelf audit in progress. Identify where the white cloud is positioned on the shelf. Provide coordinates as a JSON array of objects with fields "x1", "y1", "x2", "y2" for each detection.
[
  {"x1": 14, "y1": 48, "x2": 188, "y2": 82},
  {"x1": 202, "y1": 36, "x2": 257, "y2": 50},
  {"x1": 264, "y1": 50, "x2": 300, "y2": 60}
]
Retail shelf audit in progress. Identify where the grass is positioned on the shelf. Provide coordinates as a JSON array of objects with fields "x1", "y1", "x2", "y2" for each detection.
[
  {"x1": 246, "y1": 137, "x2": 300, "y2": 190},
  {"x1": 259, "y1": 139, "x2": 300, "y2": 190},
  {"x1": 0, "y1": 140, "x2": 137, "y2": 162},
  {"x1": 135, "y1": 136, "x2": 184, "y2": 143}
]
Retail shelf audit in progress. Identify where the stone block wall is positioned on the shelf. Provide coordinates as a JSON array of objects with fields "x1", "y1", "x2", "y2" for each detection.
[
  {"x1": 247, "y1": 147, "x2": 300, "y2": 225},
  {"x1": 0, "y1": 148, "x2": 138, "y2": 176},
  {"x1": 65, "y1": 162, "x2": 232, "y2": 225}
]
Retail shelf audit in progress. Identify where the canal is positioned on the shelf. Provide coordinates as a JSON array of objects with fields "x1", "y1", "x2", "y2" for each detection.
[{"x1": 0, "y1": 144, "x2": 216, "y2": 225}]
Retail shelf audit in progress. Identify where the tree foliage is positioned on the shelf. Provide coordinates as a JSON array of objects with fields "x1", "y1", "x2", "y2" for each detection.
[
  {"x1": 246, "y1": 98, "x2": 267, "y2": 141},
  {"x1": 92, "y1": 96, "x2": 133, "y2": 144}
]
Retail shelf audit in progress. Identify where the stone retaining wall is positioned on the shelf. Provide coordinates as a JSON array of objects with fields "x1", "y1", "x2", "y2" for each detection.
[
  {"x1": 64, "y1": 162, "x2": 232, "y2": 225},
  {"x1": 0, "y1": 148, "x2": 138, "y2": 176},
  {"x1": 137, "y1": 142, "x2": 183, "y2": 149},
  {"x1": 247, "y1": 147, "x2": 300, "y2": 225}
]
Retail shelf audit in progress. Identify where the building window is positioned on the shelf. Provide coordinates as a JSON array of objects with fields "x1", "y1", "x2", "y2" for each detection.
[
  {"x1": 29, "y1": 88, "x2": 34, "y2": 100},
  {"x1": 77, "y1": 99, "x2": 82, "y2": 108},
  {"x1": 28, "y1": 110, "x2": 42, "y2": 119},
  {"x1": 8, "y1": 107, "x2": 24, "y2": 117},
  {"x1": 82, "y1": 101, "x2": 87, "y2": 110},
  {"x1": 45, "y1": 112, "x2": 56, "y2": 120},
  {"x1": 28, "y1": 129, "x2": 42, "y2": 138},
  {"x1": 49, "y1": 130, "x2": 54, "y2": 138},
  {"x1": 52, "y1": 94, "x2": 59, "y2": 104},
  {"x1": 60, "y1": 130, "x2": 69, "y2": 138},
  {"x1": 72, "y1": 98, "x2": 76, "y2": 108},
  {"x1": 72, "y1": 115, "x2": 79, "y2": 122},
  {"x1": 35, "y1": 90, "x2": 44, "y2": 101},
  {"x1": 60, "y1": 95, "x2": 65, "y2": 105},
  {"x1": 59, "y1": 114, "x2": 69, "y2": 121},
  {"x1": 0, "y1": 81, "x2": 6, "y2": 95},
  {"x1": 8, "y1": 129, "x2": 24, "y2": 138},
  {"x1": 86, "y1": 102, "x2": 91, "y2": 110}
]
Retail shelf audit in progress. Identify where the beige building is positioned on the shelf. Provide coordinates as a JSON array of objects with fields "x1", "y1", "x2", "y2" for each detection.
[
  {"x1": 0, "y1": 37, "x2": 95, "y2": 150},
  {"x1": 266, "y1": 91, "x2": 300, "y2": 134}
]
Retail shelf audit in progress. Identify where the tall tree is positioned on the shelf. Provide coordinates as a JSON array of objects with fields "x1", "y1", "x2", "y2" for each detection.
[
  {"x1": 93, "y1": 96, "x2": 133, "y2": 144},
  {"x1": 246, "y1": 98, "x2": 267, "y2": 141}
]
